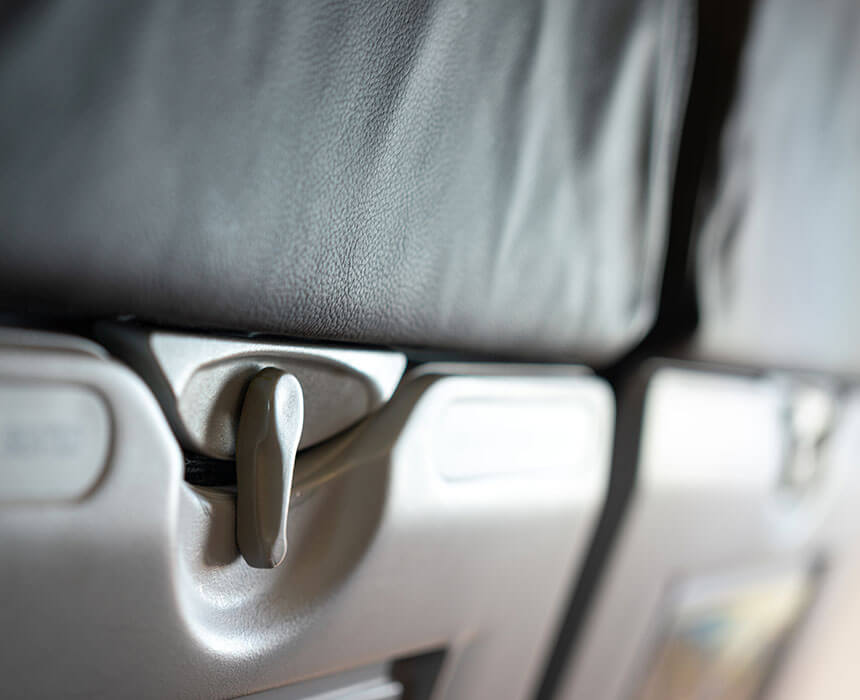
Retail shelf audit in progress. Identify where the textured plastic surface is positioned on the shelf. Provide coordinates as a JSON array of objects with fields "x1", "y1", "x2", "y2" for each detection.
[
  {"x1": 0, "y1": 327, "x2": 107, "y2": 358},
  {"x1": 97, "y1": 324, "x2": 406, "y2": 459},
  {"x1": 555, "y1": 365, "x2": 860, "y2": 700},
  {"x1": 0, "y1": 334, "x2": 613, "y2": 699}
]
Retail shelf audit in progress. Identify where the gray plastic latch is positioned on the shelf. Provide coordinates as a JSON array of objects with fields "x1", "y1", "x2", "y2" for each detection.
[
  {"x1": 236, "y1": 369, "x2": 304, "y2": 568},
  {"x1": 781, "y1": 384, "x2": 838, "y2": 493}
]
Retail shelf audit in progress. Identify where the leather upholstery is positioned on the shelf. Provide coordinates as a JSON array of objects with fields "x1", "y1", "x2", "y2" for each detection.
[
  {"x1": 0, "y1": 0, "x2": 693, "y2": 362},
  {"x1": 693, "y1": 0, "x2": 860, "y2": 373}
]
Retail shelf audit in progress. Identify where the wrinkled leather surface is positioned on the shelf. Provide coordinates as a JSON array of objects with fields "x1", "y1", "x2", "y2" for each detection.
[
  {"x1": 0, "y1": 0, "x2": 692, "y2": 361},
  {"x1": 694, "y1": 0, "x2": 860, "y2": 373}
]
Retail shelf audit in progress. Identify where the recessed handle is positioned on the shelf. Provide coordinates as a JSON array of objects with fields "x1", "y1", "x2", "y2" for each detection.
[{"x1": 236, "y1": 368, "x2": 304, "y2": 568}]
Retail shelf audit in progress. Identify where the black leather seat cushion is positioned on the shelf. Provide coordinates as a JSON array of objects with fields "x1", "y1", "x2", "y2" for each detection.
[
  {"x1": 0, "y1": 0, "x2": 693, "y2": 362},
  {"x1": 693, "y1": 0, "x2": 860, "y2": 373}
]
